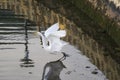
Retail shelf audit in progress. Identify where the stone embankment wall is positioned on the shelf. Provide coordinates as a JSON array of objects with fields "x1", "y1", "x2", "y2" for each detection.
[{"x1": 0, "y1": 0, "x2": 120, "y2": 80}]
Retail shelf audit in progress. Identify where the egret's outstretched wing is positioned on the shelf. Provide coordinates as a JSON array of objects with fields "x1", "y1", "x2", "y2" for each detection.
[
  {"x1": 37, "y1": 22, "x2": 67, "y2": 53},
  {"x1": 46, "y1": 29, "x2": 67, "y2": 51},
  {"x1": 50, "y1": 37, "x2": 62, "y2": 52},
  {"x1": 50, "y1": 37, "x2": 68, "y2": 52},
  {"x1": 50, "y1": 30, "x2": 66, "y2": 38},
  {"x1": 47, "y1": 33, "x2": 67, "y2": 52},
  {"x1": 45, "y1": 23, "x2": 59, "y2": 37}
]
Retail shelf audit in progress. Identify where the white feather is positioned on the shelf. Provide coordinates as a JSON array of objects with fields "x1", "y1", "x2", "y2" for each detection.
[
  {"x1": 37, "y1": 23, "x2": 67, "y2": 53},
  {"x1": 45, "y1": 23, "x2": 59, "y2": 37}
]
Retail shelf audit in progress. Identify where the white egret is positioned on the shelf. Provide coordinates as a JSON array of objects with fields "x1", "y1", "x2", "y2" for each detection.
[
  {"x1": 37, "y1": 23, "x2": 67, "y2": 52},
  {"x1": 37, "y1": 23, "x2": 69, "y2": 60}
]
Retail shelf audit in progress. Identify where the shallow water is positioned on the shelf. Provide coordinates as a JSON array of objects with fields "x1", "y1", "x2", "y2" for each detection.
[{"x1": 0, "y1": 25, "x2": 108, "y2": 80}]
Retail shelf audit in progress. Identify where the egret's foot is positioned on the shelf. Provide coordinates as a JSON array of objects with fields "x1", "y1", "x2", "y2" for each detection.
[{"x1": 58, "y1": 52, "x2": 70, "y2": 61}]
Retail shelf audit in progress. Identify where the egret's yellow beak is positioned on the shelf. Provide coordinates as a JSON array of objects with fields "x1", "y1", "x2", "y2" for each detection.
[{"x1": 59, "y1": 24, "x2": 65, "y2": 30}]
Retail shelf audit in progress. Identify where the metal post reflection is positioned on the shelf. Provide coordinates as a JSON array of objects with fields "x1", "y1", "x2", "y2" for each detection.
[{"x1": 20, "y1": 19, "x2": 34, "y2": 67}]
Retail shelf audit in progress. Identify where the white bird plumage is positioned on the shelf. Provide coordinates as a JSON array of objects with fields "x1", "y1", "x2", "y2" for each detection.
[{"x1": 37, "y1": 23, "x2": 67, "y2": 53}]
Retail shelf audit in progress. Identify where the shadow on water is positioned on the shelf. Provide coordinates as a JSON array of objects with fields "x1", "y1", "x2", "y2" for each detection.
[
  {"x1": 20, "y1": 20, "x2": 34, "y2": 67},
  {"x1": 42, "y1": 60, "x2": 66, "y2": 80},
  {"x1": 42, "y1": 52, "x2": 69, "y2": 80}
]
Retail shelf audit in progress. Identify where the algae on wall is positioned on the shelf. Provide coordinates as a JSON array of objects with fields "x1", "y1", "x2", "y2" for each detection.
[
  {"x1": 65, "y1": 0, "x2": 120, "y2": 63},
  {"x1": 67, "y1": 0, "x2": 120, "y2": 46}
]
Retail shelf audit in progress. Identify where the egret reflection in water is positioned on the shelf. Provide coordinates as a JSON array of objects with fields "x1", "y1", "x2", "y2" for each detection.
[{"x1": 42, "y1": 54, "x2": 66, "y2": 80}]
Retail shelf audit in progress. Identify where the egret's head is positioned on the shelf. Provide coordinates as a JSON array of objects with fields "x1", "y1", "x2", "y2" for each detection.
[{"x1": 59, "y1": 24, "x2": 65, "y2": 30}]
